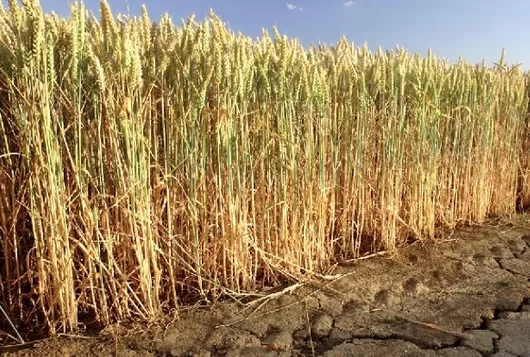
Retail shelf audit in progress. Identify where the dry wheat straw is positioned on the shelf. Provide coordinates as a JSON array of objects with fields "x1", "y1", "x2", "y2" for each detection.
[{"x1": 0, "y1": 0, "x2": 528, "y2": 334}]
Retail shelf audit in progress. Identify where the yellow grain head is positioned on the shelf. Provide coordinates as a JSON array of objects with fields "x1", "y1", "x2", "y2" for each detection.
[
  {"x1": 45, "y1": 32, "x2": 55, "y2": 91},
  {"x1": 140, "y1": 4, "x2": 152, "y2": 51},
  {"x1": 159, "y1": 13, "x2": 172, "y2": 42},
  {"x1": 100, "y1": 0, "x2": 115, "y2": 51},
  {"x1": 129, "y1": 36, "x2": 143, "y2": 90},
  {"x1": 21, "y1": 0, "x2": 45, "y2": 65},
  {"x1": 88, "y1": 45, "x2": 106, "y2": 92},
  {"x1": 118, "y1": 20, "x2": 132, "y2": 77},
  {"x1": 7, "y1": 0, "x2": 21, "y2": 30},
  {"x1": 70, "y1": 1, "x2": 86, "y2": 82},
  {"x1": 0, "y1": 6, "x2": 16, "y2": 59}
]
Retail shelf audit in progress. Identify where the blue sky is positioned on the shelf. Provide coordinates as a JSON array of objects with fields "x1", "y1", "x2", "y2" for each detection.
[{"x1": 32, "y1": 0, "x2": 530, "y2": 68}]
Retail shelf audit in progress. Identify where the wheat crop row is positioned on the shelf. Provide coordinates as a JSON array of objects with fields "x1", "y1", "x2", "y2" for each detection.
[{"x1": 0, "y1": 0, "x2": 528, "y2": 334}]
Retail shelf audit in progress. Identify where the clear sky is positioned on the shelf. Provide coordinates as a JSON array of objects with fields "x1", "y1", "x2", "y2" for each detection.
[{"x1": 32, "y1": 0, "x2": 530, "y2": 68}]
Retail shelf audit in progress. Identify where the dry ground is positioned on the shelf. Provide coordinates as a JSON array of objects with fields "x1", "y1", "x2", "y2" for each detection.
[{"x1": 2, "y1": 215, "x2": 530, "y2": 357}]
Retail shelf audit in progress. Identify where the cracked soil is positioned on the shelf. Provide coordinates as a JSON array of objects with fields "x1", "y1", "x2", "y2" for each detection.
[{"x1": 2, "y1": 214, "x2": 530, "y2": 357}]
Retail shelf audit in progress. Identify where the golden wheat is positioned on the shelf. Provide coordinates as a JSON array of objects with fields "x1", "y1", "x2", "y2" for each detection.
[{"x1": 0, "y1": 0, "x2": 528, "y2": 334}]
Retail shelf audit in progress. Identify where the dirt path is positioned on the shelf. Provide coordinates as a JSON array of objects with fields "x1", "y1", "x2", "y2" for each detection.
[{"x1": 2, "y1": 215, "x2": 530, "y2": 357}]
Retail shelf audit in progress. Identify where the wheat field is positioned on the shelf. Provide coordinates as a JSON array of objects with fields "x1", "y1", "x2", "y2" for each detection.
[{"x1": 0, "y1": 0, "x2": 528, "y2": 334}]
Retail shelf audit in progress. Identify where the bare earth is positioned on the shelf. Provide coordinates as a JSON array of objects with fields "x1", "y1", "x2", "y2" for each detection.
[{"x1": 2, "y1": 215, "x2": 530, "y2": 357}]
